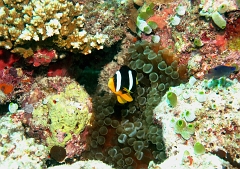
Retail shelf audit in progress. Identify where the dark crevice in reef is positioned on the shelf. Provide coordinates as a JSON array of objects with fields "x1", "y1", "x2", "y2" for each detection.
[
  {"x1": 212, "y1": 150, "x2": 240, "y2": 168},
  {"x1": 75, "y1": 43, "x2": 120, "y2": 95}
]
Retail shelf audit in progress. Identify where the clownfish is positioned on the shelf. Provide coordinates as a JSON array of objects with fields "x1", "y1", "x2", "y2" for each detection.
[{"x1": 108, "y1": 66, "x2": 138, "y2": 104}]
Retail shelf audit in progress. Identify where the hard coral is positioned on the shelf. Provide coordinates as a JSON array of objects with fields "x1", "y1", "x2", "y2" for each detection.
[
  {"x1": 0, "y1": 114, "x2": 48, "y2": 168},
  {"x1": 0, "y1": 0, "x2": 130, "y2": 56},
  {"x1": 65, "y1": 134, "x2": 87, "y2": 159},
  {"x1": 20, "y1": 77, "x2": 73, "y2": 106}
]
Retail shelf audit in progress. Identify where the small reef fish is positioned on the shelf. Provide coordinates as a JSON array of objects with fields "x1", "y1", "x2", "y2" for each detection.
[
  {"x1": 108, "y1": 66, "x2": 138, "y2": 104},
  {"x1": 205, "y1": 65, "x2": 237, "y2": 79}
]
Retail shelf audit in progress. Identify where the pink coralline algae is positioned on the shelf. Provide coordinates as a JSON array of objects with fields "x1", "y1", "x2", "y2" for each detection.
[
  {"x1": 0, "y1": 50, "x2": 33, "y2": 103},
  {"x1": 27, "y1": 49, "x2": 57, "y2": 67},
  {"x1": 65, "y1": 133, "x2": 87, "y2": 159}
]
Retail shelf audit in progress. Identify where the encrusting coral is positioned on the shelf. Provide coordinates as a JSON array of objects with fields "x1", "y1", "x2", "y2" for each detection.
[
  {"x1": 0, "y1": 0, "x2": 131, "y2": 58},
  {"x1": 12, "y1": 76, "x2": 93, "y2": 160},
  {"x1": 32, "y1": 82, "x2": 92, "y2": 149}
]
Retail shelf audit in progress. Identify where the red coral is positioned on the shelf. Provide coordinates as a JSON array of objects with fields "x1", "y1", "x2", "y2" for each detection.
[
  {"x1": 0, "y1": 49, "x2": 20, "y2": 70},
  {"x1": 147, "y1": 5, "x2": 175, "y2": 29},
  {"x1": 226, "y1": 17, "x2": 240, "y2": 39},
  {"x1": 27, "y1": 49, "x2": 57, "y2": 67},
  {"x1": 201, "y1": 32, "x2": 211, "y2": 42},
  {"x1": 214, "y1": 34, "x2": 227, "y2": 52},
  {"x1": 47, "y1": 56, "x2": 73, "y2": 77},
  {"x1": 0, "y1": 83, "x2": 14, "y2": 94}
]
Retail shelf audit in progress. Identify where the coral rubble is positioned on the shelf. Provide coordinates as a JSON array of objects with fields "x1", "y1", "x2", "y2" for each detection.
[
  {"x1": 48, "y1": 160, "x2": 113, "y2": 169},
  {"x1": 148, "y1": 147, "x2": 232, "y2": 169},
  {"x1": 153, "y1": 77, "x2": 240, "y2": 168},
  {"x1": 0, "y1": 114, "x2": 48, "y2": 168}
]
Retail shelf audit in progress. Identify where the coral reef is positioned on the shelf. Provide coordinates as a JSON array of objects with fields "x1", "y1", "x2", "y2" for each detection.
[
  {"x1": 199, "y1": 0, "x2": 239, "y2": 14},
  {"x1": 0, "y1": 49, "x2": 20, "y2": 69},
  {"x1": 26, "y1": 49, "x2": 58, "y2": 67},
  {"x1": 153, "y1": 77, "x2": 240, "y2": 168},
  {"x1": 0, "y1": 0, "x2": 240, "y2": 168},
  {"x1": 132, "y1": 0, "x2": 240, "y2": 81},
  {"x1": 0, "y1": 113, "x2": 48, "y2": 168},
  {"x1": 171, "y1": 1, "x2": 240, "y2": 79}
]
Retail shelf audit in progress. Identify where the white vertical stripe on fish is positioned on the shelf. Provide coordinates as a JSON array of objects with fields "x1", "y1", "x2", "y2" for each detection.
[
  {"x1": 116, "y1": 70, "x2": 121, "y2": 91},
  {"x1": 128, "y1": 70, "x2": 133, "y2": 91}
]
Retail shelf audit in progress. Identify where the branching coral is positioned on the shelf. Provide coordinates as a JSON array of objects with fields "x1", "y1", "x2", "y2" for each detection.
[{"x1": 0, "y1": 0, "x2": 130, "y2": 57}]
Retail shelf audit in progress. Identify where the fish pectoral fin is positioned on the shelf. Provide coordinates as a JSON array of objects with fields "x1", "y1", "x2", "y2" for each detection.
[
  {"x1": 120, "y1": 93, "x2": 133, "y2": 102},
  {"x1": 117, "y1": 95, "x2": 127, "y2": 104}
]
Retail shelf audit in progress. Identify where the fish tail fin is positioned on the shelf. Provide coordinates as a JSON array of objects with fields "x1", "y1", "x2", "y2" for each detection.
[
  {"x1": 120, "y1": 93, "x2": 133, "y2": 102},
  {"x1": 117, "y1": 95, "x2": 127, "y2": 104},
  {"x1": 117, "y1": 93, "x2": 133, "y2": 104}
]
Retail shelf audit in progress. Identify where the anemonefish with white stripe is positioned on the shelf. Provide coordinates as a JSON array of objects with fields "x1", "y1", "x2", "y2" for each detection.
[{"x1": 108, "y1": 66, "x2": 138, "y2": 104}]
